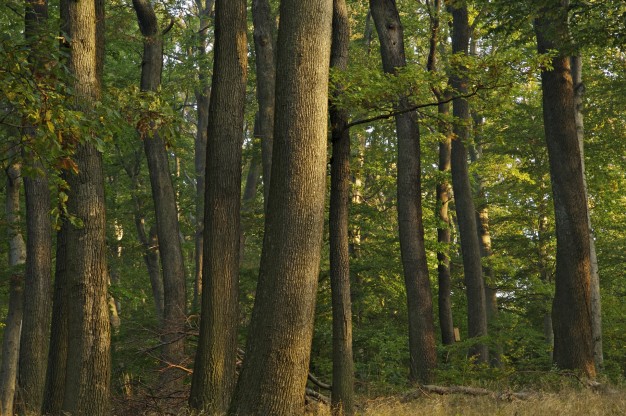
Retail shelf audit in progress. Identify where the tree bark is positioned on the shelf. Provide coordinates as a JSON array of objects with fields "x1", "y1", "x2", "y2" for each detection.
[
  {"x1": 133, "y1": 0, "x2": 188, "y2": 389},
  {"x1": 188, "y1": 0, "x2": 247, "y2": 413},
  {"x1": 19, "y1": 2, "x2": 53, "y2": 412},
  {"x1": 252, "y1": 0, "x2": 277, "y2": 208},
  {"x1": 448, "y1": 1, "x2": 488, "y2": 363},
  {"x1": 426, "y1": 0, "x2": 455, "y2": 347},
  {"x1": 570, "y1": 55, "x2": 602, "y2": 372},
  {"x1": 534, "y1": 2, "x2": 595, "y2": 378},
  {"x1": 0, "y1": 154, "x2": 26, "y2": 416},
  {"x1": 228, "y1": 1, "x2": 333, "y2": 413},
  {"x1": 370, "y1": 0, "x2": 437, "y2": 383},
  {"x1": 192, "y1": 0, "x2": 214, "y2": 312},
  {"x1": 329, "y1": 0, "x2": 355, "y2": 414}
]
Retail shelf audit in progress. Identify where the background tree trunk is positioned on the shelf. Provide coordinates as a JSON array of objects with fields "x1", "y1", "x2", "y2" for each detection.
[
  {"x1": 0, "y1": 154, "x2": 26, "y2": 416},
  {"x1": 229, "y1": 1, "x2": 333, "y2": 413},
  {"x1": 370, "y1": 0, "x2": 437, "y2": 383},
  {"x1": 426, "y1": 0, "x2": 455, "y2": 347},
  {"x1": 252, "y1": 0, "x2": 277, "y2": 208},
  {"x1": 133, "y1": 0, "x2": 188, "y2": 389},
  {"x1": 192, "y1": 0, "x2": 214, "y2": 311},
  {"x1": 448, "y1": 1, "x2": 488, "y2": 363},
  {"x1": 329, "y1": 0, "x2": 355, "y2": 413},
  {"x1": 189, "y1": 0, "x2": 247, "y2": 412},
  {"x1": 534, "y1": 2, "x2": 595, "y2": 378}
]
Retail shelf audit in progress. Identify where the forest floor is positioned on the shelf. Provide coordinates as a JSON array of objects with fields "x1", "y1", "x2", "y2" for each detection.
[{"x1": 307, "y1": 385, "x2": 626, "y2": 415}]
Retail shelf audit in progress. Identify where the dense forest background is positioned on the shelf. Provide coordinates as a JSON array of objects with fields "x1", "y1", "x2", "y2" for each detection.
[{"x1": 0, "y1": 0, "x2": 625, "y2": 415}]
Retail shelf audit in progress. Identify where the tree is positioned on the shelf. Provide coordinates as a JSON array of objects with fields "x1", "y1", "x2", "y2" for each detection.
[
  {"x1": 189, "y1": 0, "x2": 247, "y2": 412},
  {"x1": 132, "y1": 0, "x2": 187, "y2": 389},
  {"x1": 448, "y1": 1, "x2": 488, "y2": 363},
  {"x1": 19, "y1": 1, "x2": 53, "y2": 412},
  {"x1": 534, "y1": 1, "x2": 595, "y2": 378},
  {"x1": 0, "y1": 146, "x2": 25, "y2": 416},
  {"x1": 43, "y1": 0, "x2": 112, "y2": 412},
  {"x1": 228, "y1": 0, "x2": 333, "y2": 413},
  {"x1": 426, "y1": 0, "x2": 455, "y2": 347},
  {"x1": 370, "y1": 0, "x2": 437, "y2": 383},
  {"x1": 252, "y1": 0, "x2": 276, "y2": 207},
  {"x1": 329, "y1": 0, "x2": 355, "y2": 413}
]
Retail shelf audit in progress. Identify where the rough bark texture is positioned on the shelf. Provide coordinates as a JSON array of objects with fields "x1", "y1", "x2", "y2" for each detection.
[
  {"x1": 329, "y1": 0, "x2": 355, "y2": 413},
  {"x1": 42, "y1": 224, "x2": 69, "y2": 415},
  {"x1": 448, "y1": 2, "x2": 488, "y2": 363},
  {"x1": 44, "y1": 1, "x2": 113, "y2": 413},
  {"x1": 252, "y1": 0, "x2": 277, "y2": 207},
  {"x1": 0, "y1": 157, "x2": 26, "y2": 416},
  {"x1": 133, "y1": 0, "x2": 188, "y2": 389},
  {"x1": 192, "y1": 0, "x2": 214, "y2": 311},
  {"x1": 188, "y1": 0, "x2": 247, "y2": 412},
  {"x1": 19, "y1": 2, "x2": 53, "y2": 412},
  {"x1": 228, "y1": 1, "x2": 333, "y2": 413},
  {"x1": 535, "y1": 3, "x2": 595, "y2": 378},
  {"x1": 370, "y1": 0, "x2": 437, "y2": 383},
  {"x1": 571, "y1": 55, "x2": 603, "y2": 371},
  {"x1": 426, "y1": 0, "x2": 455, "y2": 346}
]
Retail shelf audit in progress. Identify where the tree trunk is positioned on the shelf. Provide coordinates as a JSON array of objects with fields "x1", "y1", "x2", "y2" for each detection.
[
  {"x1": 370, "y1": 0, "x2": 437, "y2": 383},
  {"x1": 133, "y1": 0, "x2": 188, "y2": 389},
  {"x1": 571, "y1": 55, "x2": 602, "y2": 372},
  {"x1": 42, "y1": 224, "x2": 69, "y2": 415},
  {"x1": 192, "y1": 0, "x2": 214, "y2": 312},
  {"x1": 188, "y1": 0, "x2": 247, "y2": 413},
  {"x1": 329, "y1": 0, "x2": 354, "y2": 413},
  {"x1": 534, "y1": 3, "x2": 595, "y2": 378},
  {"x1": 252, "y1": 0, "x2": 277, "y2": 208},
  {"x1": 426, "y1": 0, "x2": 455, "y2": 347},
  {"x1": 0, "y1": 155, "x2": 26, "y2": 416},
  {"x1": 228, "y1": 1, "x2": 333, "y2": 413},
  {"x1": 448, "y1": 2, "x2": 488, "y2": 363},
  {"x1": 18, "y1": 1, "x2": 53, "y2": 413}
]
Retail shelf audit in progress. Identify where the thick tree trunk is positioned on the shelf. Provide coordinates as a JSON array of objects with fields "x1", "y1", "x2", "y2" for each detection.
[
  {"x1": 229, "y1": 2, "x2": 333, "y2": 413},
  {"x1": 448, "y1": 2, "x2": 488, "y2": 363},
  {"x1": 252, "y1": 0, "x2": 277, "y2": 207},
  {"x1": 426, "y1": 0, "x2": 455, "y2": 347},
  {"x1": 0, "y1": 156, "x2": 26, "y2": 416},
  {"x1": 570, "y1": 55, "x2": 602, "y2": 372},
  {"x1": 534, "y1": 3, "x2": 595, "y2": 378},
  {"x1": 192, "y1": 0, "x2": 214, "y2": 311},
  {"x1": 188, "y1": 0, "x2": 247, "y2": 413},
  {"x1": 370, "y1": 0, "x2": 437, "y2": 383},
  {"x1": 133, "y1": 0, "x2": 188, "y2": 389},
  {"x1": 329, "y1": 0, "x2": 354, "y2": 414},
  {"x1": 41, "y1": 1, "x2": 113, "y2": 413}
]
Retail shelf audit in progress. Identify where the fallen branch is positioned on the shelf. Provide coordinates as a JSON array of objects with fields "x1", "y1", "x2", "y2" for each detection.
[
  {"x1": 403, "y1": 385, "x2": 534, "y2": 402},
  {"x1": 305, "y1": 387, "x2": 330, "y2": 405},
  {"x1": 308, "y1": 373, "x2": 332, "y2": 390}
]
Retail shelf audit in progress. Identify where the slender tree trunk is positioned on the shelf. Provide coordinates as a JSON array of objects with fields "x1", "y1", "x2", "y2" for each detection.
[
  {"x1": 252, "y1": 0, "x2": 277, "y2": 207},
  {"x1": 534, "y1": 2, "x2": 595, "y2": 378},
  {"x1": 0, "y1": 154, "x2": 26, "y2": 416},
  {"x1": 570, "y1": 55, "x2": 602, "y2": 372},
  {"x1": 133, "y1": 0, "x2": 187, "y2": 389},
  {"x1": 189, "y1": 0, "x2": 247, "y2": 412},
  {"x1": 192, "y1": 0, "x2": 214, "y2": 311},
  {"x1": 426, "y1": 0, "x2": 455, "y2": 346},
  {"x1": 537, "y1": 198, "x2": 554, "y2": 355},
  {"x1": 229, "y1": 2, "x2": 333, "y2": 413},
  {"x1": 448, "y1": 1, "x2": 488, "y2": 363},
  {"x1": 42, "y1": 223, "x2": 69, "y2": 415},
  {"x1": 329, "y1": 0, "x2": 354, "y2": 413},
  {"x1": 18, "y1": 1, "x2": 53, "y2": 413},
  {"x1": 370, "y1": 0, "x2": 437, "y2": 383}
]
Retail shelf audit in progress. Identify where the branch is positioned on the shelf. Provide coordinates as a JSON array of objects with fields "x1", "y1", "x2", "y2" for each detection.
[
  {"x1": 344, "y1": 83, "x2": 509, "y2": 131},
  {"x1": 308, "y1": 373, "x2": 331, "y2": 390}
]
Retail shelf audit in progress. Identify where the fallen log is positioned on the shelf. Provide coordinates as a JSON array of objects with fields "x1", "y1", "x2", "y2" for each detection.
[{"x1": 403, "y1": 385, "x2": 534, "y2": 402}]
